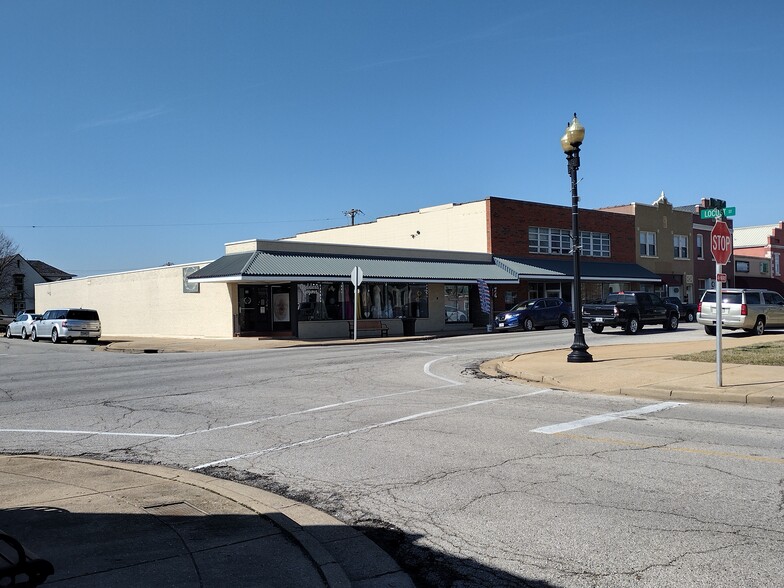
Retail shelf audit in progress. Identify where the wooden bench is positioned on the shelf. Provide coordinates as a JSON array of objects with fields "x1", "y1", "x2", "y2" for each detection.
[
  {"x1": 347, "y1": 320, "x2": 389, "y2": 338},
  {"x1": 0, "y1": 531, "x2": 54, "y2": 587}
]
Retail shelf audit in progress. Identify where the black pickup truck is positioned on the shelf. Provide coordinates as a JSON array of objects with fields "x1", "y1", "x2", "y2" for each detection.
[
  {"x1": 582, "y1": 291, "x2": 680, "y2": 334},
  {"x1": 663, "y1": 296, "x2": 698, "y2": 323}
]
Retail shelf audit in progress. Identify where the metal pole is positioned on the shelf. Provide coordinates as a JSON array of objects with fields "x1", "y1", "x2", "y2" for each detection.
[
  {"x1": 566, "y1": 147, "x2": 592, "y2": 363},
  {"x1": 716, "y1": 262, "x2": 723, "y2": 387},
  {"x1": 354, "y1": 283, "x2": 358, "y2": 341}
]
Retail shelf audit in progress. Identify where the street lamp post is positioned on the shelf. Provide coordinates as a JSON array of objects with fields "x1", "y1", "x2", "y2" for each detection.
[{"x1": 561, "y1": 113, "x2": 593, "y2": 363}]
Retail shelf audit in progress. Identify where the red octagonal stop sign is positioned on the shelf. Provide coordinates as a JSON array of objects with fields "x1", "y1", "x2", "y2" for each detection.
[{"x1": 711, "y1": 220, "x2": 732, "y2": 265}]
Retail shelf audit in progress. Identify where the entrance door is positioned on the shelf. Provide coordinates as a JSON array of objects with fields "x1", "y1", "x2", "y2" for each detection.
[
  {"x1": 238, "y1": 285, "x2": 270, "y2": 333},
  {"x1": 238, "y1": 285, "x2": 291, "y2": 334}
]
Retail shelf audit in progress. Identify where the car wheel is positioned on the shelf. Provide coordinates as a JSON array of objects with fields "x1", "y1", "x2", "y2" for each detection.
[
  {"x1": 590, "y1": 324, "x2": 604, "y2": 334},
  {"x1": 31, "y1": 328, "x2": 38, "y2": 342},
  {"x1": 704, "y1": 325, "x2": 716, "y2": 336},
  {"x1": 51, "y1": 328, "x2": 60, "y2": 344},
  {"x1": 522, "y1": 317, "x2": 535, "y2": 331},
  {"x1": 750, "y1": 317, "x2": 765, "y2": 336},
  {"x1": 624, "y1": 316, "x2": 640, "y2": 334},
  {"x1": 663, "y1": 314, "x2": 679, "y2": 331},
  {"x1": 686, "y1": 311, "x2": 695, "y2": 323},
  {"x1": 559, "y1": 315, "x2": 570, "y2": 329},
  {"x1": 21, "y1": 327, "x2": 28, "y2": 340}
]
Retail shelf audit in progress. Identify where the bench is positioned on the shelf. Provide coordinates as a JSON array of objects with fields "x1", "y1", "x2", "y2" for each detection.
[
  {"x1": 347, "y1": 320, "x2": 389, "y2": 338},
  {"x1": 0, "y1": 531, "x2": 54, "y2": 587}
]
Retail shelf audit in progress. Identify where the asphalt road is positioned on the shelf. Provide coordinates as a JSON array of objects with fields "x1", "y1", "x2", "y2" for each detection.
[{"x1": 2, "y1": 324, "x2": 783, "y2": 587}]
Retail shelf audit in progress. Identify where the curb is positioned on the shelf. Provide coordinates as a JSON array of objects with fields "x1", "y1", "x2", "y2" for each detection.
[{"x1": 12, "y1": 455, "x2": 412, "y2": 588}]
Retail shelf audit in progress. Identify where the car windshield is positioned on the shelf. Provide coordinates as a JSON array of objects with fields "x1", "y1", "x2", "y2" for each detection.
[{"x1": 510, "y1": 300, "x2": 538, "y2": 311}]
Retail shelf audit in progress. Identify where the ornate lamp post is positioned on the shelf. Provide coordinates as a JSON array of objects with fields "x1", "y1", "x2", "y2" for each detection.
[{"x1": 561, "y1": 114, "x2": 593, "y2": 363}]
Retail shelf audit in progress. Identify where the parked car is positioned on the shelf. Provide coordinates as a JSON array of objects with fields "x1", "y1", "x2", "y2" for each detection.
[
  {"x1": 582, "y1": 291, "x2": 679, "y2": 334},
  {"x1": 663, "y1": 297, "x2": 698, "y2": 323},
  {"x1": 4, "y1": 312, "x2": 42, "y2": 339},
  {"x1": 30, "y1": 308, "x2": 101, "y2": 344},
  {"x1": 697, "y1": 289, "x2": 784, "y2": 335},
  {"x1": 494, "y1": 297, "x2": 573, "y2": 331},
  {"x1": 0, "y1": 314, "x2": 14, "y2": 333}
]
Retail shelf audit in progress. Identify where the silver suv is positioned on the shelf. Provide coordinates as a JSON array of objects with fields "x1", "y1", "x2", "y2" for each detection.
[
  {"x1": 31, "y1": 308, "x2": 101, "y2": 344},
  {"x1": 697, "y1": 288, "x2": 784, "y2": 335}
]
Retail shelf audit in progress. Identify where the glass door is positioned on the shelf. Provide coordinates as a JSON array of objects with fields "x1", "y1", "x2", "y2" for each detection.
[{"x1": 238, "y1": 285, "x2": 272, "y2": 334}]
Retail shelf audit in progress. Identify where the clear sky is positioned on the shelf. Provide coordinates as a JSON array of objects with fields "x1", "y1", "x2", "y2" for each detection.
[{"x1": 2, "y1": 1, "x2": 782, "y2": 276}]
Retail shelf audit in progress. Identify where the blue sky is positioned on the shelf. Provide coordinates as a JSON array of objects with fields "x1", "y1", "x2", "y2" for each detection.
[{"x1": 2, "y1": 1, "x2": 782, "y2": 275}]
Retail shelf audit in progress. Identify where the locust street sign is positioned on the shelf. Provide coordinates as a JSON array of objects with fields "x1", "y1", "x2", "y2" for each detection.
[
  {"x1": 700, "y1": 207, "x2": 736, "y2": 219},
  {"x1": 711, "y1": 220, "x2": 732, "y2": 265}
]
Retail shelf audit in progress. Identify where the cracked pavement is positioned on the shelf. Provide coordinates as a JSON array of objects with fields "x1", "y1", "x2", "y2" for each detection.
[{"x1": 2, "y1": 326, "x2": 783, "y2": 587}]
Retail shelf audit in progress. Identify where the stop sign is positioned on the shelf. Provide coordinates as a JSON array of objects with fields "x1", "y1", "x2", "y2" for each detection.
[{"x1": 711, "y1": 220, "x2": 732, "y2": 265}]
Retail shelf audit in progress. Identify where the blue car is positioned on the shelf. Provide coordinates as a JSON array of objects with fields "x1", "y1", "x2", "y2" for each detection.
[{"x1": 494, "y1": 297, "x2": 573, "y2": 331}]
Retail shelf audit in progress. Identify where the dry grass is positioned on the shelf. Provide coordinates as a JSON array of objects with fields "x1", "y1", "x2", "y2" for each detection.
[{"x1": 674, "y1": 342, "x2": 784, "y2": 366}]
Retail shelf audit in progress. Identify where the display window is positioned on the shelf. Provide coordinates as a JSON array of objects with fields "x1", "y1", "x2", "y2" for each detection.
[
  {"x1": 444, "y1": 285, "x2": 470, "y2": 323},
  {"x1": 297, "y1": 282, "x2": 429, "y2": 320}
]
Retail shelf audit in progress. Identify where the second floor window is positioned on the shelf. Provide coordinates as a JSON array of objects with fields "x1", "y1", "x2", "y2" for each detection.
[
  {"x1": 673, "y1": 235, "x2": 688, "y2": 259},
  {"x1": 640, "y1": 231, "x2": 657, "y2": 257},
  {"x1": 696, "y1": 234, "x2": 704, "y2": 259},
  {"x1": 529, "y1": 227, "x2": 571, "y2": 255},
  {"x1": 580, "y1": 231, "x2": 611, "y2": 257}
]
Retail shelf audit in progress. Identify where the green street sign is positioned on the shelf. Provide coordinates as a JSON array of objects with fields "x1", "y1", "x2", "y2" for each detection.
[{"x1": 700, "y1": 206, "x2": 735, "y2": 219}]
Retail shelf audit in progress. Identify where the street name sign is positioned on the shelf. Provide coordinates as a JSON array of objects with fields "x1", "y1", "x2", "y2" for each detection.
[{"x1": 700, "y1": 207, "x2": 736, "y2": 219}]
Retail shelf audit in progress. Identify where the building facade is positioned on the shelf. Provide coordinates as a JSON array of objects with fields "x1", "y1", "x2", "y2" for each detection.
[
  {"x1": 1, "y1": 255, "x2": 74, "y2": 316},
  {"x1": 602, "y1": 193, "x2": 714, "y2": 305},
  {"x1": 288, "y1": 196, "x2": 659, "y2": 313},
  {"x1": 733, "y1": 222, "x2": 784, "y2": 294},
  {"x1": 36, "y1": 240, "x2": 525, "y2": 339}
]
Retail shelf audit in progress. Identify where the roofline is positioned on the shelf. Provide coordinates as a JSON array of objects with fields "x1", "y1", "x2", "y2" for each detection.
[
  {"x1": 189, "y1": 275, "x2": 519, "y2": 284},
  {"x1": 223, "y1": 238, "x2": 495, "y2": 263}
]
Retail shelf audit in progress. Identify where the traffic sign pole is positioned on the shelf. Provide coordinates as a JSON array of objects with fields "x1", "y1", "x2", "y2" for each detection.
[
  {"x1": 351, "y1": 266, "x2": 363, "y2": 341},
  {"x1": 716, "y1": 261, "x2": 723, "y2": 387}
]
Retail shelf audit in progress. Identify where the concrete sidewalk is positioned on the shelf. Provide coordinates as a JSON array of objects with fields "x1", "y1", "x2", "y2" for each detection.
[
  {"x1": 0, "y1": 455, "x2": 413, "y2": 588},
  {"x1": 486, "y1": 333, "x2": 784, "y2": 406}
]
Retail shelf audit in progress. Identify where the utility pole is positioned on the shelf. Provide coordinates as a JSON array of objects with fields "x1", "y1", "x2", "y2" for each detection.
[{"x1": 343, "y1": 209, "x2": 363, "y2": 226}]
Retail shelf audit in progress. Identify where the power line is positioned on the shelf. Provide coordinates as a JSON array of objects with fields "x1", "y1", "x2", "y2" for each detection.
[{"x1": 1, "y1": 217, "x2": 342, "y2": 229}]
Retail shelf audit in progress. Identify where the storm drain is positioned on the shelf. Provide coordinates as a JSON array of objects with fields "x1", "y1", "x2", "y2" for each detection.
[{"x1": 143, "y1": 501, "x2": 207, "y2": 522}]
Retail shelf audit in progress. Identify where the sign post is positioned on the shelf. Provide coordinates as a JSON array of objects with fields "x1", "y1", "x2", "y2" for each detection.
[
  {"x1": 350, "y1": 266, "x2": 363, "y2": 341},
  {"x1": 710, "y1": 219, "x2": 733, "y2": 387}
]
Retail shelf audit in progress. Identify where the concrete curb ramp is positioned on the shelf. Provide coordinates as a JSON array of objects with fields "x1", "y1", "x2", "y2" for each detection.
[
  {"x1": 0, "y1": 455, "x2": 414, "y2": 588},
  {"x1": 487, "y1": 333, "x2": 784, "y2": 406}
]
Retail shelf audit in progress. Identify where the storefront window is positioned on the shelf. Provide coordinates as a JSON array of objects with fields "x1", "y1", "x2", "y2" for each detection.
[
  {"x1": 297, "y1": 282, "x2": 349, "y2": 320},
  {"x1": 297, "y1": 282, "x2": 428, "y2": 320},
  {"x1": 444, "y1": 285, "x2": 470, "y2": 322},
  {"x1": 357, "y1": 283, "x2": 428, "y2": 319}
]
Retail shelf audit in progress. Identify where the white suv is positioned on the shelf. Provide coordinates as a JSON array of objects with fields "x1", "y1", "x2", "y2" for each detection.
[
  {"x1": 31, "y1": 308, "x2": 101, "y2": 344},
  {"x1": 697, "y1": 289, "x2": 784, "y2": 335}
]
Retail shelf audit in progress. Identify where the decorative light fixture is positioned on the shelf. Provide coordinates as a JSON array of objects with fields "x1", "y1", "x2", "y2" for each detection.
[{"x1": 561, "y1": 114, "x2": 592, "y2": 363}]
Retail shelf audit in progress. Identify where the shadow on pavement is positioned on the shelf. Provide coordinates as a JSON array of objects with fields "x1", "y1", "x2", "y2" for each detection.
[
  {"x1": 0, "y1": 505, "x2": 326, "y2": 587},
  {"x1": 0, "y1": 505, "x2": 560, "y2": 588},
  {"x1": 358, "y1": 522, "x2": 562, "y2": 588}
]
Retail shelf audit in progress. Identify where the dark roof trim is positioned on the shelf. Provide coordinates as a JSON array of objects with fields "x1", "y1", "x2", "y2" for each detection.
[{"x1": 496, "y1": 257, "x2": 661, "y2": 283}]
